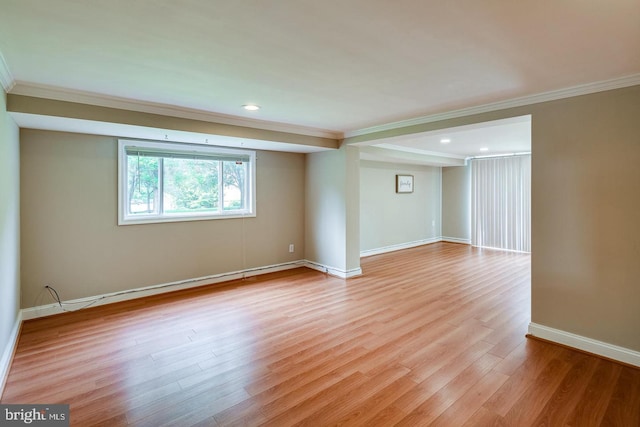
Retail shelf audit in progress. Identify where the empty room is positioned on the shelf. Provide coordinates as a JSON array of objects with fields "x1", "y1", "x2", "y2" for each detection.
[{"x1": 1, "y1": 2, "x2": 639, "y2": 426}]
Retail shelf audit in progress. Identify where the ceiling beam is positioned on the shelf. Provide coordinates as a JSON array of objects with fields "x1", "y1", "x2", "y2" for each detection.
[
  {"x1": 7, "y1": 94, "x2": 340, "y2": 151},
  {"x1": 359, "y1": 146, "x2": 465, "y2": 167}
]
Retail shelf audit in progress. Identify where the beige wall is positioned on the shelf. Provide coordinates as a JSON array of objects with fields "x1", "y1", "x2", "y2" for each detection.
[
  {"x1": 305, "y1": 148, "x2": 346, "y2": 271},
  {"x1": 0, "y1": 88, "x2": 20, "y2": 377},
  {"x1": 530, "y1": 86, "x2": 640, "y2": 351},
  {"x1": 305, "y1": 144, "x2": 361, "y2": 274},
  {"x1": 345, "y1": 146, "x2": 361, "y2": 272},
  {"x1": 442, "y1": 165, "x2": 470, "y2": 242},
  {"x1": 20, "y1": 130, "x2": 305, "y2": 307},
  {"x1": 360, "y1": 160, "x2": 441, "y2": 252}
]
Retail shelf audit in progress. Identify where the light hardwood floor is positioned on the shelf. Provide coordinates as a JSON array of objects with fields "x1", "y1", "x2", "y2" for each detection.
[{"x1": 2, "y1": 242, "x2": 639, "y2": 426}]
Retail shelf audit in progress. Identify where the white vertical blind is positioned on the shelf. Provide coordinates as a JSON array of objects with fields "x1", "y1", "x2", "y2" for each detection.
[{"x1": 471, "y1": 155, "x2": 531, "y2": 252}]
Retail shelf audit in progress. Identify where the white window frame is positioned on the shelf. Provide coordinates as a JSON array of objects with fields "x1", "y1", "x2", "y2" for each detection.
[{"x1": 118, "y1": 139, "x2": 256, "y2": 225}]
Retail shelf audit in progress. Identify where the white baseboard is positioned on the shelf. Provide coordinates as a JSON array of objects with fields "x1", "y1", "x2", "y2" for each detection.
[
  {"x1": 474, "y1": 244, "x2": 530, "y2": 254},
  {"x1": 22, "y1": 261, "x2": 308, "y2": 321},
  {"x1": 20, "y1": 260, "x2": 365, "y2": 321},
  {"x1": 303, "y1": 260, "x2": 362, "y2": 278},
  {"x1": 528, "y1": 322, "x2": 640, "y2": 368},
  {"x1": 441, "y1": 236, "x2": 471, "y2": 245},
  {"x1": 360, "y1": 237, "x2": 442, "y2": 257},
  {"x1": 0, "y1": 310, "x2": 22, "y2": 397},
  {"x1": 3, "y1": 259, "x2": 360, "y2": 393}
]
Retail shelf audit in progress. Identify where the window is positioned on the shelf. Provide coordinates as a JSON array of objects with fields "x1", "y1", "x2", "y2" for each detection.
[{"x1": 118, "y1": 139, "x2": 256, "y2": 225}]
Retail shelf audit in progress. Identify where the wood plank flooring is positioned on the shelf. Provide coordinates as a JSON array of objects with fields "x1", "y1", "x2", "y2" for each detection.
[{"x1": 2, "y1": 242, "x2": 639, "y2": 426}]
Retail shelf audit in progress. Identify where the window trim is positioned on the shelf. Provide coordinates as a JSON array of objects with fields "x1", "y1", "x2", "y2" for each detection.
[{"x1": 118, "y1": 139, "x2": 256, "y2": 225}]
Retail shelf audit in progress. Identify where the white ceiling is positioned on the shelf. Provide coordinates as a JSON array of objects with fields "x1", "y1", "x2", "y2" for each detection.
[
  {"x1": 368, "y1": 115, "x2": 532, "y2": 159},
  {"x1": 0, "y1": 1, "x2": 639, "y2": 157}
]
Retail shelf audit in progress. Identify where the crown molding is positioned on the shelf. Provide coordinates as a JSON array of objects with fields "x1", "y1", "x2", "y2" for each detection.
[
  {"x1": 345, "y1": 73, "x2": 640, "y2": 138},
  {"x1": 9, "y1": 73, "x2": 640, "y2": 140},
  {"x1": 0, "y1": 52, "x2": 15, "y2": 92},
  {"x1": 9, "y1": 82, "x2": 342, "y2": 139}
]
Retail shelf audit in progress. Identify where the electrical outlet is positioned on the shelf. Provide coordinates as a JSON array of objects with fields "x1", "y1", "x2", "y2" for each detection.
[{"x1": 289, "y1": 244, "x2": 294, "y2": 253}]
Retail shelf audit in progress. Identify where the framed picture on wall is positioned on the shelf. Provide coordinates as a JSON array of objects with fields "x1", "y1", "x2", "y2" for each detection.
[{"x1": 396, "y1": 174, "x2": 414, "y2": 193}]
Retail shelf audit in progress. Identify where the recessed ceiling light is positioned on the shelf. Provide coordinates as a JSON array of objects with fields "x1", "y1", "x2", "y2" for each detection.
[
  {"x1": 243, "y1": 104, "x2": 260, "y2": 111},
  {"x1": 440, "y1": 138, "x2": 451, "y2": 144},
  {"x1": 480, "y1": 147, "x2": 489, "y2": 152}
]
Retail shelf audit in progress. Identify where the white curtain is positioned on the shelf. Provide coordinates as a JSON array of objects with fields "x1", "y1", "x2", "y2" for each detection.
[{"x1": 471, "y1": 155, "x2": 531, "y2": 252}]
